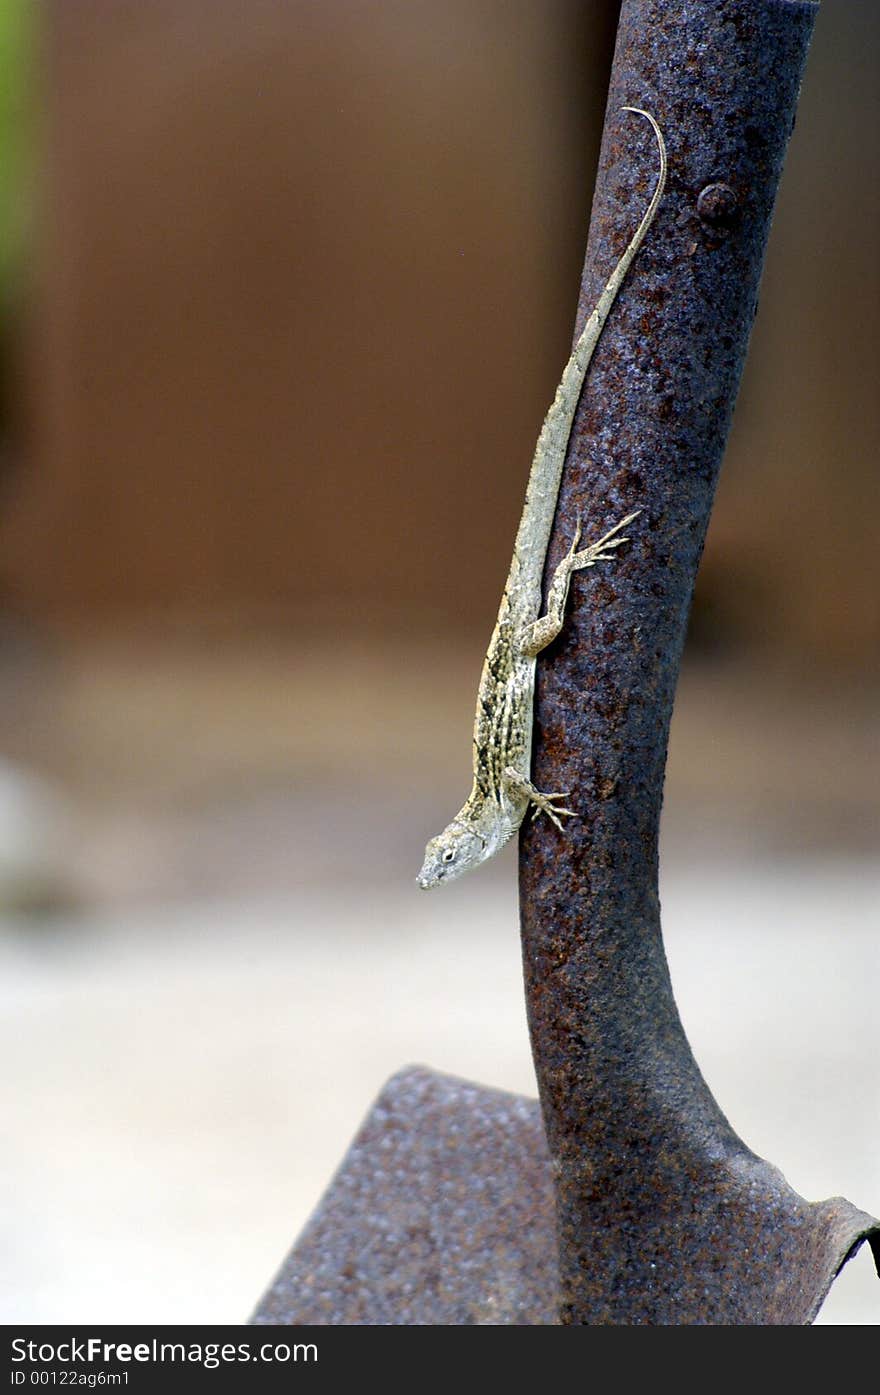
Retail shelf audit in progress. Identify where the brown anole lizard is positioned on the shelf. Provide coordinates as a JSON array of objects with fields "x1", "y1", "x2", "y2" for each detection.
[{"x1": 417, "y1": 107, "x2": 666, "y2": 889}]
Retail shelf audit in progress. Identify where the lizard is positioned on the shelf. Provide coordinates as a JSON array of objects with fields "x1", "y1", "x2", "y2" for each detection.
[{"x1": 416, "y1": 107, "x2": 666, "y2": 889}]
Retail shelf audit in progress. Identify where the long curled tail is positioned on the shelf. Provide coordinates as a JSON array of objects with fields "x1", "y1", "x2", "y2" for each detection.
[{"x1": 511, "y1": 107, "x2": 666, "y2": 592}]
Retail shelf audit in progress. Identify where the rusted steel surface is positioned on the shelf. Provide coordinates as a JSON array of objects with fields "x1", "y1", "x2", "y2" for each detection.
[
  {"x1": 252, "y1": 1067, "x2": 559, "y2": 1325},
  {"x1": 252, "y1": 1067, "x2": 878, "y2": 1325},
  {"x1": 520, "y1": 0, "x2": 880, "y2": 1324}
]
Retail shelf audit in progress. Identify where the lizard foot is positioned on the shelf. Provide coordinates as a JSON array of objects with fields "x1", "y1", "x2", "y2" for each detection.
[
  {"x1": 502, "y1": 764, "x2": 576, "y2": 832},
  {"x1": 568, "y1": 509, "x2": 641, "y2": 573},
  {"x1": 529, "y1": 790, "x2": 578, "y2": 831}
]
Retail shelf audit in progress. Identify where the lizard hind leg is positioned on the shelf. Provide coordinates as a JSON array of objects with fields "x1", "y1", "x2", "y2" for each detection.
[
  {"x1": 502, "y1": 765, "x2": 577, "y2": 833},
  {"x1": 519, "y1": 509, "x2": 640, "y2": 658}
]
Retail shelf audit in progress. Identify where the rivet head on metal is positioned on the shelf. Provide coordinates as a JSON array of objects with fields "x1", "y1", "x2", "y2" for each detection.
[{"x1": 697, "y1": 182, "x2": 739, "y2": 224}]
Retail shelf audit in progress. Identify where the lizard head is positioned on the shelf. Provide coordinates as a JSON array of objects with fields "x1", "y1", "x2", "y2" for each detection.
[{"x1": 416, "y1": 820, "x2": 488, "y2": 889}]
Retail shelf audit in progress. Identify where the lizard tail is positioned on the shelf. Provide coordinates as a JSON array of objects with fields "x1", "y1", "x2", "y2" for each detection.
[
  {"x1": 590, "y1": 106, "x2": 667, "y2": 323},
  {"x1": 508, "y1": 106, "x2": 667, "y2": 599},
  {"x1": 529, "y1": 106, "x2": 667, "y2": 474}
]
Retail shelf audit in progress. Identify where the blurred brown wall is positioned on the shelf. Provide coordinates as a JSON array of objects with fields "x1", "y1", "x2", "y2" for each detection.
[{"x1": 2, "y1": 0, "x2": 878, "y2": 669}]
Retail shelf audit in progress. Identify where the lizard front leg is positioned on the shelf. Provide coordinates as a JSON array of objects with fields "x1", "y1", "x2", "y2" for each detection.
[
  {"x1": 520, "y1": 510, "x2": 640, "y2": 657},
  {"x1": 502, "y1": 765, "x2": 577, "y2": 832}
]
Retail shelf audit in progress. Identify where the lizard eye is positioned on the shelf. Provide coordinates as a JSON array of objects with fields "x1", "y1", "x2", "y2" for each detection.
[{"x1": 442, "y1": 848, "x2": 455, "y2": 863}]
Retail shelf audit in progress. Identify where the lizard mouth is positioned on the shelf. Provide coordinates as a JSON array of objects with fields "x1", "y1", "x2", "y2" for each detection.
[{"x1": 416, "y1": 865, "x2": 444, "y2": 889}]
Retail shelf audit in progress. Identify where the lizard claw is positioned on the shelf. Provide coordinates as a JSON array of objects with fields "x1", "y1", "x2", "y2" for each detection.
[
  {"x1": 566, "y1": 513, "x2": 584, "y2": 560},
  {"x1": 530, "y1": 793, "x2": 578, "y2": 830},
  {"x1": 587, "y1": 537, "x2": 630, "y2": 564}
]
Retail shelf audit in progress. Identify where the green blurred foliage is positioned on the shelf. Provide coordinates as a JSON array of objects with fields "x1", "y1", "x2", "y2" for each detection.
[{"x1": 0, "y1": 0, "x2": 30, "y2": 299}]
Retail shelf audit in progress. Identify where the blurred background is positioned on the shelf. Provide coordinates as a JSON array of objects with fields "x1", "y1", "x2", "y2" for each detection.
[{"x1": 0, "y1": 0, "x2": 877, "y2": 1324}]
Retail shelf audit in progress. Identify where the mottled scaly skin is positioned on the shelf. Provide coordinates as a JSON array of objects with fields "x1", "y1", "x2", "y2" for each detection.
[{"x1": 417, "y1": 109, "x2": 666, "y2": 889}]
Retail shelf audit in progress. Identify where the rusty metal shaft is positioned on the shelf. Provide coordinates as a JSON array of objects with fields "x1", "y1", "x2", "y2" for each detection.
[{"x1": 519, "y1": 0, "x2": 878, "y2": 1325}]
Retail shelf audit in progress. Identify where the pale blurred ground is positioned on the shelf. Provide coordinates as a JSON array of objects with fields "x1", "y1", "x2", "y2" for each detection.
[{"x1": 0, "y1": 638, "x2": 877, "y2": 1325}]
